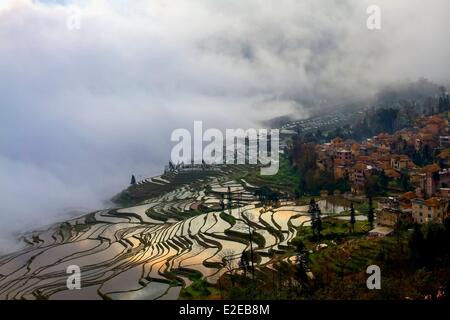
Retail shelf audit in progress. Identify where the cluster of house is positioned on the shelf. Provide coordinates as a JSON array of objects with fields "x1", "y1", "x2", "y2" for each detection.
[
  {"x1": 372, "y1": 192, "x2": 449, "y2": 235},
  {"x1": 317, "y1": 135, "x2": 415, "y2": 193},
  {"x1": 368, "y1": 192, "x2": 449, "y2": 237},
  {"x1": 164, "y1": 160, "x2": 221, "y2": 173},
  {"x1": 316, "y1": 113, "x2": 450, "y2": 234}
]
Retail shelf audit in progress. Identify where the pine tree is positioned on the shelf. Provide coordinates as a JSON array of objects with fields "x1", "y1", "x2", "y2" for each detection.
[
  {"x1": 227, "y1": 186, "x2": 232, "y2": 211},
  {"x1": 130, "y1": 174, "x2": 136, "y2": 185},
  {"x1": 309, "y1": 199, "x2": 322, "y2": 239},
  {"x1": 349, "y1": 202, "x2": 356, "y2": 233},
  {"x1": 409, "y1": 226, "x2": 425, "y2": 264},
  {"x1": 239, "y1": 251, "x2": 250, "y2": 277},
  {"x1": 220, "y1": 194, "x2": 225, "y2": 211},
  {"x1": 315, "y1": 204, "x2": 323, "y2": 238},
  {"x1": 308, "y1": 198, "x2": 317, "y2": 237},
  {"x1": 367, "y1": 196, "x2": 375, "y2": 229},
  {"x1": 289, "y1": 239, "x2": 309, "y2": 290}
]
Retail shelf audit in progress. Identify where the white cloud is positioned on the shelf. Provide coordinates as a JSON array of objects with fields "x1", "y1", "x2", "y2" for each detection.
[{"x1": 0, "y1": 0, "x2": 449, "y2": 249}]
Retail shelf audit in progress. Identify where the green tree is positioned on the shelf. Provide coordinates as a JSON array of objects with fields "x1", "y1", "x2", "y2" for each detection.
[
  {"x1": 130, "y1": 174, "x2": 136, "y2": 185},
  {"x1": 349, "y1": 202, "x2": 356, "y2": 233},
  {"x1": 424, "y1": 223, "x2": 447, "y2": 256},
  {"x1": 239, "y1": 250, "x2": 250, "y2": 277},
  {"x1": 409, "y1": 226, "x2": 426, "y2": 264},
  {"x1": 375, "y1": 108, "x2": 399, "y2": 133},
  {"x1": 367, "y1": 197, "x2": 375, "y2": 229},
  {"x1": 309, "y1": 199, "x2": 322, "y2": 239},
  {"x1": 316, "y1": 214, "x2": 323, "y2": 238},
  {"x1": 293, "y1": 239, "x2": 310, "y2": 287},
  {"x1": 220, "y1": 194, "x2": 225, "y2": 211},
  {"x1": 364, "y1": 176, "x2": 381, "y2": 197},
  {"x1": 399, "y1": 170, "x2": 413, "y2": 191},
  {"x1": 227, "y1": 186, "x2": 232, "y2": 211}
]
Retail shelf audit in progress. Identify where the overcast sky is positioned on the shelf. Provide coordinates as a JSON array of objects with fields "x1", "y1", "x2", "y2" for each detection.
[{"x1": 1, "y1": 0, "x2": 449, "y2": 252}]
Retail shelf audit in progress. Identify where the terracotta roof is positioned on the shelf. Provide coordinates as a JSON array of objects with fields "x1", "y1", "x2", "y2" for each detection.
[
  {"x1": 401, "y1": 203, "x2": 413, "y2": 209},
  {"x1": 425, "y1": 198, "x2": 441, "y2": 207},
  {"x1": 376, "y1": 133, "x2": 392, "y2": 139},
  {"x1": 438, "y1": 149, "x2": 450, "y2": 159},
  {"x1": 401, "y1": 191, "x2": 417, "y2": 200},
  {"x1": 353, "y1": 162, "x2": 366, "y2": 171},
  {"x1": 390, "y1": 154, "x2": 410, "y2": 161},
  {"x1": 384, "y1": 169, "x2": 401, "y2": 178},
  {"x1": 418, "y1": 132, "x2": 434, "y2": 140},
  {"x1": 423, "y1": 164, "x2": 440, "y2": 173},
  {"x1": 427, "y1": 116, "x2": 446, "y2": 125}
]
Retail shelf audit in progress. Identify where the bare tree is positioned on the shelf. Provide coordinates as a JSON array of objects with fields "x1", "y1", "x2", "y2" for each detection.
[
  {"x1": 237, "y1": 207, "x2": 257, "y2": 280},
  {"x1": 218, "y1": 249, "x2": 237, "y2": 286}
]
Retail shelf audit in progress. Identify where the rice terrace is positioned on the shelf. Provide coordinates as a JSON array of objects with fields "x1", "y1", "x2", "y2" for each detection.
[
  {"x1": 1, "y1": 0, "x2": 450, "y2": 307},
  {"x1": 0, "y1": 161, "x2": 342, "y2": 300}
]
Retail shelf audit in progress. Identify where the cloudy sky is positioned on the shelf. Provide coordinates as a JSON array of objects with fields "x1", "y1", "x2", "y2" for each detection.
[{"x1": 0, "y1": 0, "x2": 449, "y2": 252}]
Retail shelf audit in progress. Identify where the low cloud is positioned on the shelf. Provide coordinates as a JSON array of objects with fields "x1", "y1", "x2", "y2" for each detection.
[{"x1": 1, "y1": 0, "x2": 449, "y2": 251}]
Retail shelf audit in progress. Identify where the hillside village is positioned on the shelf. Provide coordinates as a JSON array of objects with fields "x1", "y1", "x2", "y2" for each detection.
[{"x1": 284, "y1": 107, "x2": 450, "y2": 238}]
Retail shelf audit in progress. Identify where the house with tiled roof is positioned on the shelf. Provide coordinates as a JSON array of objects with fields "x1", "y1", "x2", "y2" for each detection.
[
  {"x1": 377, "y1": 207, "x2": 414, "y2": 228},
  {"x1": 390, "y1": 154, "x2": 412, "y2": 171},
  {"x1": 426, "y1": 116, "x2": 447, "y2": 136},
  {"x1": 350, "y1": 162, "x2": 378, "y2": 194},
  {"x1": 335, "y1": 149, "x2": 353, "y2": 165},
  {"x1": 398, "y1": 191, "x2": 419, "y2": 212},
  {"x1": 411, "y1": 197, "x2": 449, "y2": 224},
  {"x1": 375, "y1": 154, "x2": 392, "y2": 170},
  {"x1": 351, "y1": 143, "x2": 361, "y2": 156},
  {"x1": 424, "y1": 164, "x2": 440, "y2": 197},
  {"x1": 395, "y1": 128, "x2": 418, "y2": 144},
  {"x1": 331, "y1": 137, "x2": 344, "y2": 146},
  {"x1": 372, "y1": 133, "x2": 394, "y2": 152},
  {"x1": 439, "y1": 136, "x2": 450, "y2": 148},
  {"x1": 384, "y1": 169, "x2": 401, "y2": 179},
  {"x1": 415, "y1": 131, "x2": 438, "y2": 150}
]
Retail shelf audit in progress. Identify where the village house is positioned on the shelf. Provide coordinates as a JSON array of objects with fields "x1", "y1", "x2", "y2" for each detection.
[
  {"x1": 377, "y1": 207, "x2": 414, "y2": 228},
  {"x1": 376, "y1": 191, "x2": 417, "y2": 228},
  {"x1": 334, "y1": 165, "x2": 348, "y2": 179},
  {"x1": 413, "y1": 165, "x2": 450, "y2": 198},
  {"x1": 335, "y1": 149, "x2": 353, "y2": 165},
  {"x1": 373, "y1": 154, "x2": 391, "y2": 170},
  {"x1": 424, "y1": 164, "x2": 441, "y2": 197},
  {"x1": 410, "y1": 171, "x2": 426, "y2": 195},
  {"x1": 331, "y1": 137, "x2": 344, "y2": 147},
  {"x1": 439, "y1": 135, "x2": 450, "y2": 148},
  {"x1": 395, "y1": 128, "x2": 418, "y2": 146},
  {"x1": 350, "y1": 162, "x2": 378, "y2": 194},
  {"x1": 398, "y1": 191, "x2": 418, "y2": 212},
  {"x1": 438, "y1": 188, "x2": 450, "y2": 198},
  {"x1": 368, "y1": 226, "x2": 394, "y2": 238},
  {"x1": 390, "y1": 154, "x2": 412, "y2": 171},
  {"x1": 437, "y1": 148, "x2": 450, "y2": 167},
  {"x1": 373, "y1": 133, "x2": 393, "y2": 151},
  {"x1": 439, "y1": 168, "x2": 450, "y2": 188},
  {"x1": 384, "y1": 169, "x2": 401, "y2": 180},
  {"x1": 411, "y1": 197, "x2": 449, "y2": 224},
  {"x1": 378, "y1": 197, "x2": 399, "y2": 210},
  {"x1": 415, "y1": 130, "x2": 438, "y2": 151},
  {"x1": 425, "y1": 116, "x2": 447, "y2": 136},
  {"x1": 351, "y1": 143, "x2": 361, "y2": 157}
]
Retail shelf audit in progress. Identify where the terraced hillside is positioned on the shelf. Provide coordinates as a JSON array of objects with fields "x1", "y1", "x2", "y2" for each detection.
[{"x1": 0, "y1": 168, "x2": 345, "y2": 300}]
